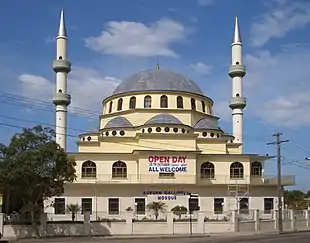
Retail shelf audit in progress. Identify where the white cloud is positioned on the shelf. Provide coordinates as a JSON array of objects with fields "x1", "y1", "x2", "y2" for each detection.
[
  {"x1": 85, "y1": 18, "x2": 186, "y2": 57},
  {"x1": 213, "y1": 101, "x2": 231, "y2": 122},
  {"x1": 250, "y1": 1, "x2": 310, "y2": 47},
  {"x1": 243, "y1": 47, "x2": 310, "y2": 127},
  {"x1": 19, "y1": 74, "x2": 53, "y2": 99},
  {"x1": 197, "y1": 0, "x2": 215, "y2": 6},
  {"x1": 260, "y1": 94, "x2": 310, "y2": 127},
  {"x1": 18, "y1": 67, "x2": 121, "y2": 112},
  {"x1": 190, "y1": 62, "x2": 212, "y2": 76}
]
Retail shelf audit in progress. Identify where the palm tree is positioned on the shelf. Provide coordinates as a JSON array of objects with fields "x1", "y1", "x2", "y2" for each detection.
[
  {"x1": 146, "y1": 201, "x2": 167, "y2": 220},
  {"x1": 66, "y1": 203, "x2": 80, "y2": 221}
]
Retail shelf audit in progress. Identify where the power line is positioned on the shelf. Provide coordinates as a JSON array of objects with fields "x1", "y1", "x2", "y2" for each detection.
[
  {"x1": 0, "y1": 91, "x2": 273, "y2": 143},
  {"x1": 0, "y1": 118, "x2": 272, "y2": 159},
  {"x1": 267, "y1": 132, "x2": 289, "y2": 233}
]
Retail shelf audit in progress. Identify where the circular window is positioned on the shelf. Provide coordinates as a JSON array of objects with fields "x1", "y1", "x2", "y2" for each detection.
[
  {"x1": 105, "y1": 131, "x2": 109, "y2": 136},
  {"x1": 112, "y1": 131, "x2": 117, "y2": 136},
  {"x1": 202, "y1": 132, "x2": 207, "y2": 137},
  {"x1": 120, "y1": 131, "x2": 125, "y2": 136},
  {"x1": 156, "y1": 127, "x2": 161, "y2": 132},
  {"x1": 217, "y1": 133, "x2": 220, "y2": 138},
  {"x1": 210, "y1": 133, "x2": 214, "y2": 137},
  {"x1": 148, "y1": 128, "x2": 152, "y2": 133},
  {"x1": 181, "y1": 128, "x2": 185, "y2": 133},
  {"x1": 164, "y1": 127, "x2": 170, "y2": 132},
  {"x1": 87, "y1": 136, "x2": 91, "y2": 141},
  {"x1": 82, "y1": 137, "x2": 85, "y2": 141},
  {"x1": 173, "y1": 128, "x2": 178, "y2": 133},
  {"x1": 142, "y1": 129, "x2": 145, "y2": 133}
]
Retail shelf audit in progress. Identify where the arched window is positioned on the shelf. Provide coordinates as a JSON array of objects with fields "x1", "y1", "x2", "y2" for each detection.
[
  {"x1": 251, "y1": 161, "x2": 262, "y2": 177},
  {"x1": 117, "y1": 98, "x2": 123, "y2": 111},
  {"x1": 200, "y1": 162, "x2": 215, "y2": 179},
  {"x1": 109, "y1": 101, "x2": 113, "y2": 113},
  {"x1": 177, "y1": 96, "x2": 183, "y2": 108},
  {"x1": 129, "y1": 96, "x2": 136, "y2": 109},
  {"x1": 144, "y1": 96, "x2": 151, "y2": 108},
  {"x1": 160, "y1": 95, "x2": 168, "y2": 108},
  {"x1": 81, "y1": 160, "x2": 97, "y2": 178},
  {"x1": 230, "y1": 162, "x2": 244, "y2": 179},
  {"x1": 191, "y1": 98, "x2": 196, "y2": 110},
  {"x1": 201, "y1": 101, "x2": 206, "y2": 113},
  {"x1": 112, "y1": 161, "x2": 127, "y2": 178}
]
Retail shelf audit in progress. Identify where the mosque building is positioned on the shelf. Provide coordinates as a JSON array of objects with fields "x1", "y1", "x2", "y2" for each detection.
[{"x1": 46, "y1": 11, "x2": 295, "y2": 219}]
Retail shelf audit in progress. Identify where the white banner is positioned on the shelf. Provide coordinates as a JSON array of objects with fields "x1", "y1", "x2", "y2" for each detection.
[{"x1": 148, "y1": 155, "x2": 188, "y2": 173}]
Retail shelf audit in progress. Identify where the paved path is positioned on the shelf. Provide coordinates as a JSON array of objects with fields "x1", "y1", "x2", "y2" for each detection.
[{"x1": 9, "y1": 231, "x2": 310, "y2": 242}]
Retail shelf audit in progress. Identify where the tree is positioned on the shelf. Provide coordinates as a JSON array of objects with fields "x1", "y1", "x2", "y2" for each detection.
[
  {"x1": 66, "y1": 203, "x2": 80, "y2": 221},
  {"x1": 171, "y1": 205, "x2": 188, "y2": 219},
  {"x1": 284, "y1": 190, "x2": 308, "y2": 210},
  {"x1": 0, "y1": 126, "x2": 76, "y2": 237},
  {"x1": 146, "y1": 201, "x2": 167, "y2": 220}
]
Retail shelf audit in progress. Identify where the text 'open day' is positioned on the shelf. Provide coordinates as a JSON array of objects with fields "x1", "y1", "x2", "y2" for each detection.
[{"x1": 148, "y1": 156, "x2": 187, "y2": 163}]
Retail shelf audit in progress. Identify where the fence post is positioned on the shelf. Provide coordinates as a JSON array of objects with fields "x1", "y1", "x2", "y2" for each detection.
[
  {"x1": 166, "y1": 212, "x2": 174, "y2": 235},
  {"x1": 273, "y1": 210, "x2": 278, "y2": 231},
  {"x1": 254, "y1": 210, "x2": 260, "y2": 232},
  {"x1": 290, "y1": 210, "x2": 295, "y2": 231},
  {"x1": 40, "y1": 213, "x2": 48, "y2": 237},
  {"x1": 125, "y1": 211, "x2": 133, "y2": 235},
  {"x1": 0, "y1": 213, "x2": 3, "y2": 238},
  {"x1": 231, "y1": 210, "x2": 238, "y2": 232},
  {"x1": 83, "y1": 212, "x2": 91, "y2": 235},
  {"x1": 197, "y1": 212, "x2": 205, "y2": 235},
  {"x1": 306, "y1": 210, "x2": 309, "y2": 228}
]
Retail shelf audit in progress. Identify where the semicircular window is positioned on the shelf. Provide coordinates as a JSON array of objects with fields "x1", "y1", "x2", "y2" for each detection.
[
  {"x1": 200, "y1": 162, "x2": 215, "y2": 179},
  {"x1": 112, "y1": 161, "x2": 127, "y2": 178},
  {"x1": 81, "y1": 160, "x2": 97, "y2": 178}
]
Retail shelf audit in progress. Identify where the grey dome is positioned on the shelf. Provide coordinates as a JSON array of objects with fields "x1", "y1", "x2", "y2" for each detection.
[
  {"x1": 194, "y1": 118, "x2": 218, "y2": 130},
  {"x1": 113, "y1": 69, "x2": 203, "y2": 95},
  {"x1": 104, "y1": 117, "x2": 133, "y2": 129},
  {"x1": 145, "y1": 114, "x2": 183, "y2": 125}
]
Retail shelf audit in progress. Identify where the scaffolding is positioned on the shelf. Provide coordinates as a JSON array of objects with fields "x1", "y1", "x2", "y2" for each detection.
[{"x1": 227, "y1": 184, "x2": 250, "y2": 213}]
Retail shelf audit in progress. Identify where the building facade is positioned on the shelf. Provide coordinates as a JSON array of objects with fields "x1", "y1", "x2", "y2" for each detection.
[{"x1": 45, "y1": 11, "x2": 295, "y2": 220}]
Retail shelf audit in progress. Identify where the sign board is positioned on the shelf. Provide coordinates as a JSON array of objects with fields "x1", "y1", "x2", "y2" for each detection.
[
  {"x1": 148, "y1": 156, "x2": 188, "y2": 173},
  {"x1": 143, "y1": 190, "x2": 190, "y2": 201}
]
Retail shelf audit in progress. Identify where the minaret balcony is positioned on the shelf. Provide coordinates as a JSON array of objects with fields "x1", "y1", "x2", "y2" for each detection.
[
  {"x1": 229, "y1": 97, "x2": 246, "y2": 109},
  {"x1": 53, "y1": 60, "x2": 71, "y2": 73},
  {"x1": 228, "y1": 64, "x2": 246, "y2": 78},
  {"x1": 53, "y1": 93, "x2": 71, "y2": 106}
]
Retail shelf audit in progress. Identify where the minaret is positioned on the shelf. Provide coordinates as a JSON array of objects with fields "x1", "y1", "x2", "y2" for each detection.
[
  {"x1": 52, "y1": 10, "x2": 71, "y2": 150},
  {"x1": 228, "y1": 17, "x2": 246, "y2": 149}
]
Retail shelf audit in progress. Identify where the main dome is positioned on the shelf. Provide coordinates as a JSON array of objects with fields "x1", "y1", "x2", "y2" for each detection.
[{"x1": 112, "y1": 69, "x2": 204, "y2": 95}]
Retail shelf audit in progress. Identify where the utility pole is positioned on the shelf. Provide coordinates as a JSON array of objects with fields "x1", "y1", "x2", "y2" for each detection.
[{"x1": 267, "y1": 132, "x2": 289, "y2": 232}]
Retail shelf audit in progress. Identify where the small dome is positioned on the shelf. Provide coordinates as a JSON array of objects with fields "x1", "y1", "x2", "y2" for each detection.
[
  {"x1": 104, "y1": 117, "x2": 133, "y2": 129},
  {"x1": 113, "y1": 69, "x2": 203, "y2": 95},
  {"x1": 145, "y1": 114, "x2": 183, "y2": 125},
  {"x1": 194, "y1": 118, "x2": 218, "y2": 130}
]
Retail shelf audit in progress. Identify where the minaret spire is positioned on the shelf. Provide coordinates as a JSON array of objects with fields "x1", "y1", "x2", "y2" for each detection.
[
  {"x1": 233, "y1": 17, "x2": 241, "y2": 43},
  {"x1": 52, "y1": 9, "x2": 71, "y2": 151},
  {"x1": 58, "y1": 9, "x2": 67, "y2": 38},
  {"x1": 228, "y1": 17, "x2": 246, "y2": 151}
]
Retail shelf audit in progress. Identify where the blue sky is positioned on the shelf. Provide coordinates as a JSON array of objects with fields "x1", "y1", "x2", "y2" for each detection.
[{"x1": 0, "y1": 0, "x2": 310, "y2": 189}]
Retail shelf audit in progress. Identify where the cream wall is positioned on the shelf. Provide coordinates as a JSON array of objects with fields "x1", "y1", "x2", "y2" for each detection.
[
  {"x1": 45, "y1": 184, "x2": 279, "y2": 218},
  {"x1": 77, "y1": 127, "x2": 235, "y2": 154},
  {"x1": 102, "y1": 92, "x2": 213, "y2": 116}
]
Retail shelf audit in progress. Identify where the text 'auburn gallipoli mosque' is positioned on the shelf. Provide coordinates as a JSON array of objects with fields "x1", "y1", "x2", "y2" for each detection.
[{"x1": 46, "y1": 10, "x2": 295, "y2": 219}]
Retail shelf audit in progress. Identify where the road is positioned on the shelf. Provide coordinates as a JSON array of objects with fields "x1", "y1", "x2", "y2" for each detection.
[{"x1": 12, "y1": 231, "x2": 310, "y2": 243}]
